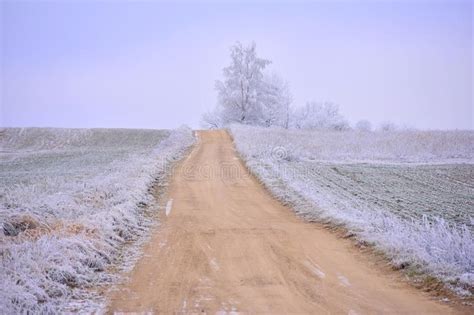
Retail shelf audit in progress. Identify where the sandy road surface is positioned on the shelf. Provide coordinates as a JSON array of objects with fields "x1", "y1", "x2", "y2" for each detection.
[{"x1": 108, "y1": 130, "x2": 461, "y2": 314}]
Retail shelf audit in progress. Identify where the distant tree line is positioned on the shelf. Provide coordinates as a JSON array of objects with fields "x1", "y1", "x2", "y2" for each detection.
[{"x1": 202, "y1": 42, "x2": 403, "y2": 132}]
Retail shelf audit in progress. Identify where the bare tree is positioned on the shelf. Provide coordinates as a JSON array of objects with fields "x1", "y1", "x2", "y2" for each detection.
[{"x1": 201, "y1": 108, "x2": 222, "y2": 129}]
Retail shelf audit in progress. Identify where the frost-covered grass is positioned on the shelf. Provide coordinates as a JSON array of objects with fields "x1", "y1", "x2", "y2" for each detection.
[
  {"x1": 0, "y1": 127, "x2": 195, "y2": 313},
  {"x1": 229, "y1": 124, "x2": 474, "y2": 296}
]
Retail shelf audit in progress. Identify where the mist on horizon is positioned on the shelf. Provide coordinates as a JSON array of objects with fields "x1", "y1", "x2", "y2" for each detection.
[{"x1": 1, "y1": 0, "x2": 472, "y2": 130}]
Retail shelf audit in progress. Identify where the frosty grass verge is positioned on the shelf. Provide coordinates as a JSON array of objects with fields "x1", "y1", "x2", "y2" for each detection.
[
  {"x1": 0, "y1": 127, "x2": 195, "y2": 313},
  {"x1": 229, "y1": 124, "x2": 474, "y2": 296}
]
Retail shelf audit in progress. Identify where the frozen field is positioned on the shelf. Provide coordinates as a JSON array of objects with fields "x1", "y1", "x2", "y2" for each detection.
[
  {"x1": 230, "y1": 125, "x2": 474, "y2": 296},
  {"x1": 0, "y1": 127, "x2": 194, "y2": 313}
]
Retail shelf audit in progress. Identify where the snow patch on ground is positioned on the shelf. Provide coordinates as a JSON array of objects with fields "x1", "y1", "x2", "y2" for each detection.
[
  {"x1": 337, "y1": 273, "x2": 351, "y2": 287},
  {"x1": 305, "y1": 259, "x2": 326, "y2": 279},
  {"x1": 165, "y1": 199, "x2": 174, "y2": 217},
  {"x1": 210, "y1": 258, "x2": 220, "y2": 271}
]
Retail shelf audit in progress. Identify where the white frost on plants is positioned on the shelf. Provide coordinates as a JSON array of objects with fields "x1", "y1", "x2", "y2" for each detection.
[
  {"x1": 229, "y1": 124, "x2": 474, "y2": 296},
  {"x1": 230, "y1": 124, "x2": 474, "y2": 164},
  {"x1": 0, "y1": 127, "x2": 195, "y2": 313}
]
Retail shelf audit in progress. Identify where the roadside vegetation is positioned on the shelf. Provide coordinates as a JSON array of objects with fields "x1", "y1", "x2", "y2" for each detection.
[
  {"x1": 0, "y1": 127, "x2": 194, "y2": 313},
  {"x1": 230, "y1": 124, "x2": 473, "y2": 298}
]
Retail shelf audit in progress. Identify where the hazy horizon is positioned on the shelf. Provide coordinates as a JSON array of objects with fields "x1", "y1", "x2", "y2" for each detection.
[{"x1": 1, "y1": 0, "x2": 472, "y2": 130}]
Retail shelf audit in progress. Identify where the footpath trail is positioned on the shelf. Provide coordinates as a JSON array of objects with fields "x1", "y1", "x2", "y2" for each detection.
[{"x1": 108, "y1": 130, "x2": 461, "y2": 314}]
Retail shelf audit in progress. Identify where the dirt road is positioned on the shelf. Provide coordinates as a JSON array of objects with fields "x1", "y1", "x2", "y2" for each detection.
[{"x1": 108, "y1": 130, "x2": 459, "y2": 314}]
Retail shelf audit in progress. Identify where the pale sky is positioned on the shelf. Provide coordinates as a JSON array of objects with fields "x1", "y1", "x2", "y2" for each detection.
[{"x1": 1, "y1": 0, "x2": 472, "y2": 130}]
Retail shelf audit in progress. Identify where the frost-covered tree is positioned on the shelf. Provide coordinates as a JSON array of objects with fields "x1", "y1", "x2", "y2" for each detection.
[
  {"x1": 355, "y1": 119, "x2": 372, "y2": 132},
  {"x1": 293, "y1": 102, "x2": 349, "y2": 130},
  {"x1": 203, "y1": 42, "x2": 294, "y2": 129},
  {"x1": 201, "y1": 107, "x2": 222, "y2": 129},
  {"x1": 215, "y1": 42, "x2": 271, "y2": 125},
  {"x1": 259, "y1": 73, "x2": 292, "y2": 128}
]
